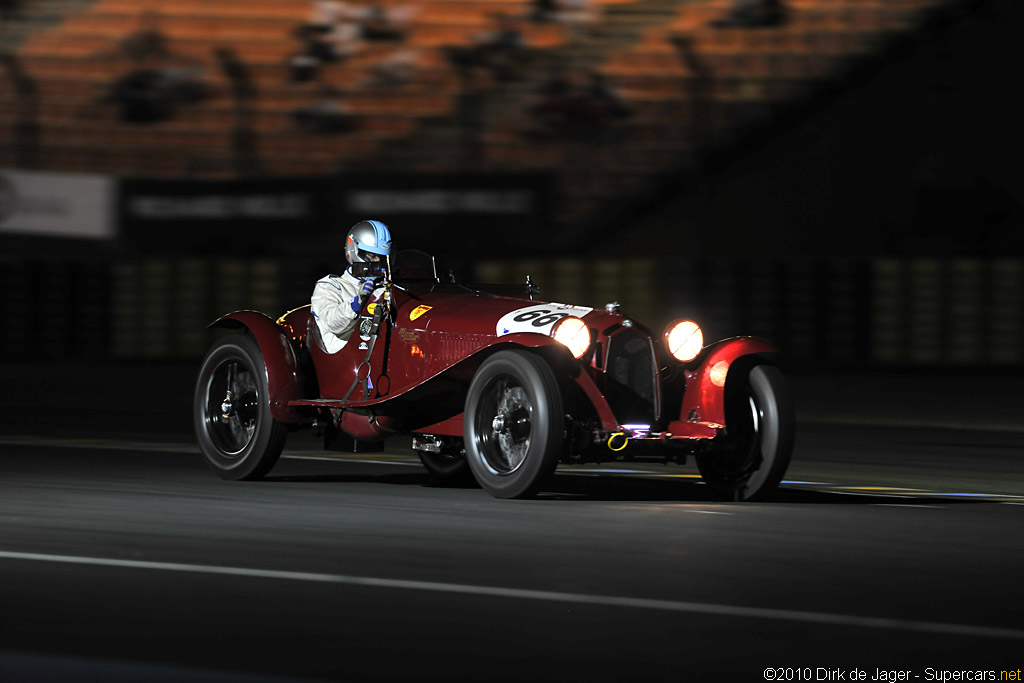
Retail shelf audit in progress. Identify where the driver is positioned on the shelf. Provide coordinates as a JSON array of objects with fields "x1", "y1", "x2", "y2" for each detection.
[{"x1": 310, "y1": 219, "x2": 392, "y2": 353}]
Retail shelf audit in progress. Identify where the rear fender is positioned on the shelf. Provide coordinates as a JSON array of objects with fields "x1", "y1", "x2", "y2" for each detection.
[
  {"x1": 209, "y1": 310, "x2": 305, "y2": 423},
  {"x1": 674, "y1": 337, "x2": 778, "y2": 433}
]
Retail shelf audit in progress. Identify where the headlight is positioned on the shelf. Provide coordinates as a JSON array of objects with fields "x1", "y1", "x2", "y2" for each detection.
[
  {"x1": 551, "y1": 316, "x2": 591, "y2": 359},
  {"x1": 664, "y1": 320, "x2": 703, "y2": 362}
]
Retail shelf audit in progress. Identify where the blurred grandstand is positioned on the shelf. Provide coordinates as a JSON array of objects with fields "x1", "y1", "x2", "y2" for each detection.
[{"x1": 1, "y1": 0, "x2": 1021, "y2": 367}]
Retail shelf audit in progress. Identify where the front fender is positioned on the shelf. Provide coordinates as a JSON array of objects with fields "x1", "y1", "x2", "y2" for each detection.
[
  {"x1": 674, "y1": 337, "x2": 778, "y2": 433},
  {"x1": 209, "y1": 310, "x2": 305, "y2": 423}
]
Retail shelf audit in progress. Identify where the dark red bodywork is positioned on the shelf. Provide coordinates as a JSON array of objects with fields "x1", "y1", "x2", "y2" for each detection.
[{"x1": 211, "y1": 278, "x2": 778, "y2": 454}]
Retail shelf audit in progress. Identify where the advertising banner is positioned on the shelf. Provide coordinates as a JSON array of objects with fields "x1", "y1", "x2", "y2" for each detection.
[
  {"x1": 118, "y1": 173, "x2": 553, "y2": 256},
  {"x1": 337, "y1": 173, "x2": 553, "y2": 256},
  {"x1": 120, "y1": 176, "x2": 337, "y2": 254},
  {"x1": 0, "y1": 170, "x2": 115, "y2": 240}
]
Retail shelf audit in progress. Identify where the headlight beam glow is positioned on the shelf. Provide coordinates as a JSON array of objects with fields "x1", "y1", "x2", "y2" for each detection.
[
  {"x1": 551, "y1": 316, "x2": 591, "y2": 359},
  {"x1": 665, "y1": 320, "x2": 703, "y2": 362}
]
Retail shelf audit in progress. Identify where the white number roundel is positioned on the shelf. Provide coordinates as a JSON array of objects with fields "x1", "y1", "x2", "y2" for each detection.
[{"x1": 496, "y1": 303, "x2": 593, "y2": 337}]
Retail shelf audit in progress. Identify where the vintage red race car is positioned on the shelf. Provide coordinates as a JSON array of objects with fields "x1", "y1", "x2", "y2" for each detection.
[{"x1": 194, "y1": 251, "x2": 794, "y2": 500}]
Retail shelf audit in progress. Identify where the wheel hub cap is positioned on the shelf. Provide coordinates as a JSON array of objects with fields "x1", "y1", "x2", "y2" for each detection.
[
  {"x1": 220, "y1": 391, "x2": 234, "y2": 420},
  {"x1": 206, "y1": 360, "x2": 259, "y2": 457}
]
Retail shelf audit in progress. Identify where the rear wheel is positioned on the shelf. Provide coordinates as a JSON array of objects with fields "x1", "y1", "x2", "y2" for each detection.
[
  {"x1": 194, "y1": 334, "x2": 287, "y2": 480},
  {"x1": 696, "y1": 364, "x2": 793, "y2": 501},
  {"x1": 418, "y1": 451, "x2": 474, "y2": 485},
  {"x1": 464, "y1": 350, "x2": 563, "y2": 499}
]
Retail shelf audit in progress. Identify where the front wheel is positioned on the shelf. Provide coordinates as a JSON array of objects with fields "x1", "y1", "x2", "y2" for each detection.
[
  {"x1": 696, "y1": 364, "x2": 794, "y2": 501},
  {"x1": 463, "y1": 350, "x2": 564, "y2": 499},
  {"x1": 194, "y1": 334, "x2": 288, "y2": 480}
]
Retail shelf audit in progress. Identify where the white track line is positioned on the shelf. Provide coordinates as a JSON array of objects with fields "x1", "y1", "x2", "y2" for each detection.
[{"x1": 1, "y1": 550, "x2": 1021, "y2": 642}]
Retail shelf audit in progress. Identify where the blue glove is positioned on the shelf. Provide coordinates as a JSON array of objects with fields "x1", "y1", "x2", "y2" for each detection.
[{"x1": 350, "y1": 280, "x2": 376, "y2": 314}]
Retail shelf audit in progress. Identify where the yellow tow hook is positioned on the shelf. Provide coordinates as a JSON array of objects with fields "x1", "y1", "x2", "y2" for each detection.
[{"x1": 607, "y1": 432, "x2": 628, "y2": 452}]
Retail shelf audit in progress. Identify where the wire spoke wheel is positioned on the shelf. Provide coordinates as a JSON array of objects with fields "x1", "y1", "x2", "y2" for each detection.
[
  {"x1": 194, "y1": 334, "x2": 288, "y2": 480},
  {"x1": 464, "y1": 350, "x2": 563, "y2": 499}
]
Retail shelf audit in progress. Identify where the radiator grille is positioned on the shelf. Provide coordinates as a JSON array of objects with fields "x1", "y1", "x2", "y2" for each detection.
[{"x1": 605, "y1": 329, "x2": 658, "y2": 425}]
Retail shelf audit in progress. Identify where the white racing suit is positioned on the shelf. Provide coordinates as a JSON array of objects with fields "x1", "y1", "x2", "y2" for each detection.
[{"x1": 310, "y1": 270, "x2": 379, "y2": 353}]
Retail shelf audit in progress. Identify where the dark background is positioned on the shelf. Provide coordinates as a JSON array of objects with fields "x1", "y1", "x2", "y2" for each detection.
[
  {"x1": 2, "y1": 0, "x2": 1022, "y2": 370},
  {"x1": 2, "y1": 2, "x2": 1024, "y2": 680}
]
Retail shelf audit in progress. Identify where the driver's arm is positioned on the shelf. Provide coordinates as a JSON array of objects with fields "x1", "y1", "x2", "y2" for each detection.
[{"x1": 311, "y1": 273, "x2": 361, "y2": 339}]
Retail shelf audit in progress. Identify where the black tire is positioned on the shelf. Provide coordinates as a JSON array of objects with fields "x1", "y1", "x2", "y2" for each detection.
[
  {"x1": 463, "y1": 350, "x2": 564, "y2": 499},
  {"x1": 194, "y1": 334, "x2": 288, "y2": 480},
  {"x1": 418, "y1": 451, "x2": 475, "y2": 486},
  {"x1": 696, "y1": 364, "x2": 794, "y2": 501}
]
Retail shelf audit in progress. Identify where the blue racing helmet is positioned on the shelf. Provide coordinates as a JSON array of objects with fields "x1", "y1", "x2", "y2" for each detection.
[{"x1": 345, "y1": 219, "x2": 392, "y2": 264}]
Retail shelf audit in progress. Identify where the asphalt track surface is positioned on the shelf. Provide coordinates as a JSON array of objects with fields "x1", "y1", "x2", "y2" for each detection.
[{"x1": 1, "y1": 362, "x2": 1023, "y2": 681}]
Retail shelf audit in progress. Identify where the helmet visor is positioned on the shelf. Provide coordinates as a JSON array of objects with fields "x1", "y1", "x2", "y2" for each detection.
[{"x1": 358, "y1": 249, "x2": 382, "y2": 262}]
